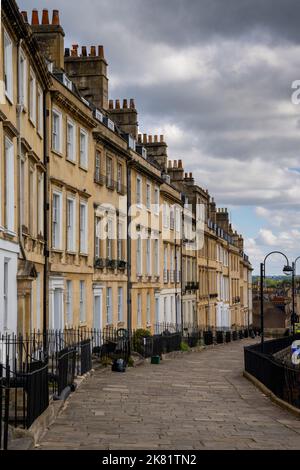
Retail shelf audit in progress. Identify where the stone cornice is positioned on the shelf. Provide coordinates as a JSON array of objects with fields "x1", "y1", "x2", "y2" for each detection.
[
  {"x1": 52, "y1": 91, "x2": 98, "y2": 129},
  {"x1": 3, "y1": 120, "x2": 19, "y2": 139},
  {"x1": 50, "y1": 177, "x2": 91, "y2": 199}
]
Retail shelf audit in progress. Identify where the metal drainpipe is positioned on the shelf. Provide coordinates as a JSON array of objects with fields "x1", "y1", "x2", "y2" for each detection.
[
  {"x1": 16, "y1": 39, "x2": 26, "y2": 261},
  {"x1": 126, "y1": 163, "x2": 132, "y2": 334},
  {"x1": 43, "y1": 89, "x2": 49, "y2": 348},
  {"x1": 180, "y1": 205, "x2": 184, "y2": 335}
]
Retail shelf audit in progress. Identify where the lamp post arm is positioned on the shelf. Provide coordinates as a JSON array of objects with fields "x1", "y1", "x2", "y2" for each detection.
[{"x1": 263, "y1": 251, "x2": 290, "y2": 268}]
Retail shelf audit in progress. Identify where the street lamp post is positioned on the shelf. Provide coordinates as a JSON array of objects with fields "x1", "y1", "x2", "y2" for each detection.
[
  {"x1": 260, "y1": 251, "x2": 292, "y2": 353},
  {"x1": 292, "y1": 257, "x2": 300, "y2": 335}
]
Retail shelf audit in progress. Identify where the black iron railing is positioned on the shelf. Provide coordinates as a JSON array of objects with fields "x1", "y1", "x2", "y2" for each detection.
[{"x1": 244, "y1": 334, "x2": 300, "y2": 409}]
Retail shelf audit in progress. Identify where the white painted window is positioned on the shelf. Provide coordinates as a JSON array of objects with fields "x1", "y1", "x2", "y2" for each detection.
[
  {"x1": 164, "y1": 245, "x2": 168, "y2": 281},
  {"x1": 154, "y1": 239, "x2": 159, "y2": 276},
  {"x1": 146, "y1": 293, "x2": 151, "y2": 325},
  {"x1": 137, "y1": 293, "x2": 142, "y2": 327},
  {"x1": 95, "y1": 216, "x2": 101, "y2": 258},
  {"x1": 136, "y1": 235, "x2": 142, "y2": 276},
  {"x1": 19, "y1": 49, "x2": 27, "y2": 107},
  {"x1": 117, "y1": 163, "x2": 123, "y2": 193},
  {"x1": 106, "y1": 157, "x2": 113, "y2": 187},
  {"x1": 4, "y1": 29, "x2": 13, "y2": 102},
  {"x1": 4, "y1": 137, "x2": 15, "y2": 232},
  {"x1": 67, "y1": 120, "x2": 76, "y2": 162},
  {"x1": 154, "y1": 187, "x2": 159, "y2": 214},
  {"x1": 52, "y1": 192, "x2": 62, "y2": 249},
  {"x1": 79, "y1": 281, "x2": 86, "y2": 322},
  {"x1": 155, "y1": 297, "x2": 159, "y2": 325},
  {"x1": 67, "y1": 197, "x2": 76, "y2": 252},
  {"x1": 106, "y1": 287, "x2": 112, "y2": 324},
  {"x1": 163, "y1": 203, "x2": 169, "y2": 228},
  {"x1": 80, "y1": 201, "x2": 88, "y2": 254},
  {"x1": 37, "y1": 173, "x2": 44, "y2": 236},
  {"x1": 79, "y1": 129, "x2": 88, "y2": 168},
  {"x1": 37, "y1": 87, "x2": 43, "y2": 136},
  {"x1": 66, "y1": 280, "x2": 73, "y2": 326},
  {"x1": 136, "y1": 177, "x2": 142, "y2": 206},
  {"x1": 175, "y1": 206, "x2": 181, "y2": 233},
  {"x1": 3, "y1": 260, "x2": 9, "y2": 331},
  {"x1": 20, "y1": 157, "x2": 26, "y2": 226},
  {"x1": 106, "y1": 219, "x2": 113, "y2": 260},
  {"x1": 29, "y1": 70, "x2": 36, "y2": 126},
  {"x1": 164, "y1": 297, "x2": 167, "y2": 323},
  {"x1": 95, "y1": 151, "x2": 101, "y2": 182},
  {"x1": 146, "y1": 183, "x2": 151, "y2": 209},
  {"x1": 146, "y1": 237, "x2": 151, "y2": 275},
  {"x1": 118, "y1": 287, "x2": 123, "y2": 322},
  {"x1": 28, "y1": 166, "x2": 35, "y2": 235},
  {"x1": 52, "y1": 109, "x2": 62, "y2": 153},
  {"x1": 117, "y1": 221, "x2": 123, "y2": 260},
  {"x1": 36, "y1": 273, "x2": 41, "y2": 331}
]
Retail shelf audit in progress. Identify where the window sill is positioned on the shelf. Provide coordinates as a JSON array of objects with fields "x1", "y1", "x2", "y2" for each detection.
[
  {"x1": 52, "y1": 149, "x2": 63, "y2": 158},
  {"x1": 5, "y1": 92, "x2": 13, "y2": 105},
  {"x1": 51, "y1": 248, "x2": 63, "y2": 253},
  {"x1": 66, "y1": 250, "x2": 76, "y2": 255},
  {"x1": 5, "y1": 229, "x2": 17, "y2": 237},
  {"x1": 79, "y1": 252, "x2": 88, "y2": 257},
  {"x1": 37, "y1": 130, "x2": 43, "y2": 140},
  {"x1": 79, "y1": 164, "x2": 88, "y2": 172},
  {"x1": 66, "y1": 158, "x2": 76, "y2": 165},
  {"x1": 79, "y1": 322, "x2": 87, "y2": 328},
  {"x1": 29, "y1": 118, "x2": 36, "y2": 128}
]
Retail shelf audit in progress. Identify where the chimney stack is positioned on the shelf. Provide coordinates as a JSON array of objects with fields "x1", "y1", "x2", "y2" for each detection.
[{"x1": 31, "y1": 9, "x2": 65, "y2": 69}]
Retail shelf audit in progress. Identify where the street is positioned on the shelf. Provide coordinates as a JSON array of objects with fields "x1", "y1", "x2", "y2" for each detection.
[{"x1": 36, "y1": 339, "x2": 300, "y2": 450}]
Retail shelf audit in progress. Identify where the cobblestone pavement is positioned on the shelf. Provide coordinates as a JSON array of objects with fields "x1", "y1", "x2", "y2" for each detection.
[{"x1": 36, "y1": 339, "x2": 300, "y2": 450}]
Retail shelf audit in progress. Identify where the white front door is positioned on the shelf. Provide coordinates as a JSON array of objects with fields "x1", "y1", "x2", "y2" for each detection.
[
  {"x1": 93, "y1": 293, "x2": 102, "y2": 330},
  {"x1": 53, "y1": 288, "x2": 63, "y2": 330}
]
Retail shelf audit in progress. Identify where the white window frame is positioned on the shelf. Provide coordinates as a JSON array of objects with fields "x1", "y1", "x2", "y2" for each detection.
[
  {"x1": 136, "y1": 176, "x2": 142, "y2": 206},
  {"x1": 52, "y1": 191, "x2": 62, "y2": 249},
  {"x1": 137, "y1": 293, "x2": 142, "y2": 327},
  {"x1": 4, "y1": 137, "x2": 15, "y2": 233},
  {"x1": 29, "y1": 69, "x2": 36, "y2": 126},
  {"x1": 67, "y1": 119, "x2": 76, "y2": 162},
  {"x1": 37, "y1": 86, "x2": 43, "y2": 136},
  {"x1": 52, "y1": 108, "x2": 62, "y2": 153},
  {"x1": 37, "y1": 173, "x2": 44, "y2": 236},
  {"x1": 19, "y1": 49, "x2": 27, "y2": 108},
  {"x1": 4, "y1": 29, "x2": 13, "y2": 103},
  {"x1": 118, "y1": 287, "x2": 123, "y2": 322},
  {"x1": 95, "y1": 216, "x2": 101, "y2": 258},
  {"x1": 79, "y1": 201, "x2": 88, "y2": 254},
  {"x1": 106, "y1": 287, "x2": 112, "y2": 324},
  {"x1": 154, "y1": 187, "x2": 160, "y2": 215},
  {"x1": 117, "y1": 162, "x2": 123, "y2": 193},
  {"x1": 79, "y1": 280, "x2": 86, "y2": 323},
  {"x1": 117, "y1": 221, "x2": 123, "y2": 260},
  {"x1": 79, "y1": 128, "x2": 88, "y2": 169},
  {"x1": 154, "y1": 239, "x2": 160, "y2": 276},
  {"x1": 146, "y1": 182, "x2": 151, "y2": 210},
  {"x1": 146, "y1": 237, "x2": 151, "y2": 276},
  {"x1": 66, "y1": 280, "x2": 73, "y2": 326},
  {"x1": 67, "y1": 197, "x2": 76, "y2": 252},
  {"x1": 106, "y1": 218, "x2": 113, "y2": 260},
  {"x1": 146, "y1": 293, "x2": 151, "y2": 325},
  {"x1": 136, "y1": 235, "x2": 142, "y2": 276}
]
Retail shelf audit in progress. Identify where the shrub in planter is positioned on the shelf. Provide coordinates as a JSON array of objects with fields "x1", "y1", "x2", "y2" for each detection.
[
  {"x1": 180, "y1": 341, "x2": 189, "y2": 352},
  {"x1": 132, "y1": 329, "x2": 152, "y2": 355},
  {"x1": 225, "y1": 331, "x2": 231, "y2": 343}
]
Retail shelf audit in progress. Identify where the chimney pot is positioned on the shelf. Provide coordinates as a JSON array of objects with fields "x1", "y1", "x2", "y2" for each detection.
[
  {"x1": 65, "y1": 48, "x2": 70, "y2": 57},
  {"x1": 148, "y1": 135, "x2": 153, "y2": 143},
  {"x1": 52, "y1": 9, "x2": 60, "y2": 26},
  {"x1": 90, "y1": 46, "x2": 96, "y2": 57},
  {"x1": 31, "y1": 9, "x2": 39, "y2": 25},
  {"x1": 168, "y1": 160, "x2": 172, "y2": 168},
  {"x1": 123, "y1": 99, "x2": 128, "y2": 109},
  {"x1": 130, "y1": 99, "x2": 135, "y2": 109},
  {"x1": 115, "y1": 99, "x2": 120, "y2": 109},
  {"x1": 143, "y1": 134, "x2": 147, "y2": 144},
  {"x1": 154, "y1": 135, "x2": 158, "y2": 143},
  {"x1": 138, "y1": 134, "x2": 142, "y2": 143},
  {"x1": 178, "y1": 159, "x2": 183, "y2": 168},
  {"x1": 98, "y1": 45, "x2": 104, "y2": 58},
  {"x1": 81, "y1": 46, "x2": 87, "y2": 57},
  {"x1": 189, "y1": 172, "x2": 193, "y2": 178},
  {"x1": 109, "y1": 100, "x2": 114, "y2": 109},
  {"x1": 185, "y1": 173, "x2": 188, "y2": 179},
  {"x1": 173, "y1": 160, "x2": 178, "y2": 168},
  {"x1": 21, "y1": 11, "x2": 29, "y2": 23},
  {"x1": 160, "y1": 135, "x2": 164, "y2": 143},
  {"x1": 42, "y1": 9, "x2": 49, "y2": 25}
]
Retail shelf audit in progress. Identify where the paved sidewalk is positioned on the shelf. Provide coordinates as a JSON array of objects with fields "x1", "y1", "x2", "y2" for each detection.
[{"x1": 36, "y1": 339, "x2": 300, "y2": 450}]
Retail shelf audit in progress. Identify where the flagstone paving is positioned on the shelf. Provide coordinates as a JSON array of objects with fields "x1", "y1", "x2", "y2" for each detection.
[{"x1": 36, "y1": 339, "x2": 300, "y2": 450}]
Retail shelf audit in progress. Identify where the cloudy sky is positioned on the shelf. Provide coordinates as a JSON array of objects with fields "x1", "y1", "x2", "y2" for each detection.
[{"x1": 19, "y1": 0, "x2": 300, "y2": 274}]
